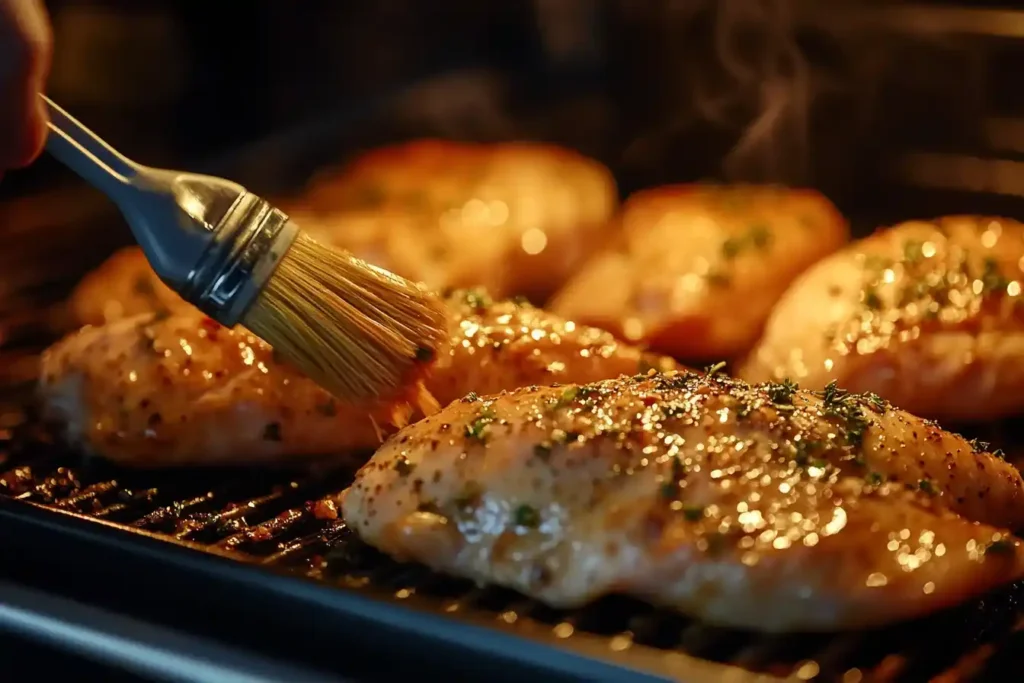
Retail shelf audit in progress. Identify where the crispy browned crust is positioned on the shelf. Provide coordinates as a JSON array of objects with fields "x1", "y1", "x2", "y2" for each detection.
[{"x1": 284, "y1": 140, "x2": 620, "y2": 301}]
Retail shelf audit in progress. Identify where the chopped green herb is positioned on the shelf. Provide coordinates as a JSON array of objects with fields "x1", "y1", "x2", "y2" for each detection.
[
  {"x1": 816, "y1": 381, "x2": 869, "y2": 447},
  {"x1": 464, "y1": 407, "x2": 496, "y2": 441},
  {"x1": 993, "y1": 448, "x2": 1007, "y2": 460},
  {"x1": 866, "y1": 471, "x2": 884, "y2": 486},
  {"x1": 968, "y1": 437, "x2": 990, "y2": 453},
  {"x1": 704, "y1": 361, "x2": 727, "y2": 378},
  {"x1": 918, "y1": 479, "x2": 935, "y2": 495},
  {"x1": 766, "y1": 378, "x2": 798, "y2": 405},
  {"x1": 513, "y1": 504, "x2": 540, "y2": 528},
  {"x1": 865, "y1": 393, "x2": 887, "y2": 413},
  {"x1": 793, "y1": 440, "x2": 820, "y2": 468},
  {"x1": 809, "y1": 458, "x2": 828, "y2": 470},
  {"x1": 559, "y1": 386, "x2": 579, "y2": 405},
  {"x1": 463, "y1": 288, "x2": 493, "y2": 311},
  {"x1": 979, "y1": 257, "x2": 1008, "y2": 294},
  {"x1": 660, "y1": 481, "x2": 678, "y2": 500}
]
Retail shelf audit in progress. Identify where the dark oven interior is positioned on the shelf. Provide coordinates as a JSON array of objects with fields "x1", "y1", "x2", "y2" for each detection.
[{"x1": 5, "y1": 2, "x2": 1024, "y2": 681}]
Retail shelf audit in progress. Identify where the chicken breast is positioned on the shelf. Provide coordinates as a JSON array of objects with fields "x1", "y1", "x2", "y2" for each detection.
[
  {"x1": 284, "y1": 139, "x2": 618, "y2": 302},
  {"x1": 39, "y1": 289, "x2": 678, "y2": 467},
  {"x1": 741, "y1": 216, "x2": 1024, "y2": 422},
  {"x1": 342, "y1": 371, "x2": 1024, "y2": 632},
  {"x1": 549, "y1": 184, "x2": 848, "y2": 361}
]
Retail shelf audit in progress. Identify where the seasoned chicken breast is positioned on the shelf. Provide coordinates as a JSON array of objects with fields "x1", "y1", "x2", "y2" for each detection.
[
  {"x1": 342, "y1": 371, "x2": 1024, "y2": 632},
  {"x1": 741, "y1": 216, "x2": 1024, "y2": 422},
  {"x1": 284, "y1": 139, "x2": 618, "y2": 302},
  {"x1": 549, "y1": 184, "x2": 848, "y2": 361},
  {"x1": 40, "y1": 289, "x2": 678, "y2": 467}
]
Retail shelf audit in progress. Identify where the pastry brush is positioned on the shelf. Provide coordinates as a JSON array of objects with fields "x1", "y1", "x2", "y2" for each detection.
[{"x1": 40, "y1": 95, "x2": 448, "y2": 403}]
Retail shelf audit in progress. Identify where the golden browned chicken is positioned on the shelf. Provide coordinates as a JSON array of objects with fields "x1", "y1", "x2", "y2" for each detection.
[
  {"x1": 40, "y1": 289, "x2": 678, "y2": 467},
  {"x1": 741, "y1": 216, "x2": 1024, "y2": 422},
  {"x1": 342, "y1": 370, "x2": 1024, "y2": 632},
  {"x1": 284, "y1": 140, "x2": 619, "y2": 302},
  {"x1": 69, "y1": 141, "x2": 618, "y2": 326},
  {"x1": 549, "y1": 184, "x2": 848, "y2": 361}
]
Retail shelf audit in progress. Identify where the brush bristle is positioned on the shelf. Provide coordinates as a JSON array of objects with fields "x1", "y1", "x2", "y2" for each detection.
[{"x1": 241, "y1": 233, "x2": 449, "y2": 403}]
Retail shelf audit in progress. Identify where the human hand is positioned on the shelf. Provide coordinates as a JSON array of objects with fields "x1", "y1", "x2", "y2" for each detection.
[{"x1": 0, "y1": 0, "x2": 51, "y2": 171}]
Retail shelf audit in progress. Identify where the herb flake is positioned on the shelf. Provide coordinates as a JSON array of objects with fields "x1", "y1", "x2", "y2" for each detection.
[
  {"x1": 513, "y1": 504, "x2": 541, "y2": 528},
  {"x1": 465, "y1": 406, "x2": 496, "y2": 441}
]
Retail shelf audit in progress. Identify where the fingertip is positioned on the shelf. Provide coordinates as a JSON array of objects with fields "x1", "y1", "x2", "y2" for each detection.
[{"x1": 7, "y1": 98, "x2": 48, "y2": 168}]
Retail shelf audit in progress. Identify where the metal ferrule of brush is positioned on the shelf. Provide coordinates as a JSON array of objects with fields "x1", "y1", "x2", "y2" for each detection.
[{"x1": 180, "y1": 193, "x2": 299, "y2": 328}]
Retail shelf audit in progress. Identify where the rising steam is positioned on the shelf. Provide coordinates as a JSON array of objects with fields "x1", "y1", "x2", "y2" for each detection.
[{"x1": 623, "y1": 0, "x2": 920, "y2": 187}]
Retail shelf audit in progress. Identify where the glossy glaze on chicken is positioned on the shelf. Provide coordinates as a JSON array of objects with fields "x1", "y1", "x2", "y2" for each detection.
[
  {"x1": 282, "y1": 139, "x2": 619, "y2": 301},
  {"x1": 343, "y1": 370, "x2": 1024, "y2": 632},
  {"x1": 550, "y1": 184, "x2": 848, "y2": 361},
  {"x1": 742, "y1": 216, "x2": 1024, "y2": 422},
  {"x1": 39, "y1": 289, "x2": 678, "y2": 466}
]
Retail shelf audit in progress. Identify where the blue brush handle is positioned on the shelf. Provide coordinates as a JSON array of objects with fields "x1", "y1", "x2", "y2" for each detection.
[{"x1": 41, "y1": 94, "x2": 139, "y2": 197}]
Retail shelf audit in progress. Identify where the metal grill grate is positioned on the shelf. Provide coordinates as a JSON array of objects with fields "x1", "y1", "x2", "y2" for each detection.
[{"x1": 2, "y1": 390, "x2": 1024, "y2": 682}]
